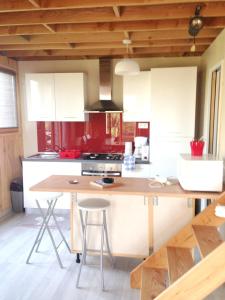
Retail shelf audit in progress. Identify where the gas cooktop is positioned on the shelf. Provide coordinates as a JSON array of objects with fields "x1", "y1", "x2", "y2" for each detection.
[{"x1": 82, "y1": 153, "x2": 123, "y2": 161}]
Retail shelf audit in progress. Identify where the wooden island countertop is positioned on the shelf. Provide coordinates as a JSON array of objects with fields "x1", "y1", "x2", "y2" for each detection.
[{"x1": 30, "y1": 175, "x2": 224, "y2": 199}]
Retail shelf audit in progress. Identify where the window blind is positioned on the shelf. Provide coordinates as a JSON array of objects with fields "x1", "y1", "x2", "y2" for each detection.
[{"x1": 0, "y1": 71, "x2": 18, "y2": 128}]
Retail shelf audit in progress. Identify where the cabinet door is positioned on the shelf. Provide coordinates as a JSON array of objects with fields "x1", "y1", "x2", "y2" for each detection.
[
  {"x1": 25, "y1": 73, "x2": 55, "y2": 121},
  {"x1": 151, "y1": 67, "x2": 197, "y2": 137},
  {"x1": 123, "y1": 71, "x2": 151, "y2": 122},
  {"x1": 55, "y1": 73, "x2": 86, "y2": 121},
  {"x1": 153, "y1": 197, "x2": 194, "y2": 251},
  {"x1": 72, "y1": 194, "x2": 149, "y2": 257}
]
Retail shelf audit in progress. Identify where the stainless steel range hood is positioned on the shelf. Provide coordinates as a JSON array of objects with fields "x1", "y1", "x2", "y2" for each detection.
[{"x1": 85, "y1": 58, "x2": 123, "y2": 112}]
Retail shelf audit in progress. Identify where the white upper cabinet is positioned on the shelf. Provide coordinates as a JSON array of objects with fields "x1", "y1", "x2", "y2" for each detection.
[
  {"x1": 25, "y1": 72, "x2": 87, "y2": 121},
  {"x1": 54, "y1": 73, "x2": 86, "y2": 121},
  {"x1": 25, "y1": 73, "x2": 55, "y2": 121},
  {"x1": 150, "y1": 67, "x2": 197, "y2": 137},
  {"x1": 123, "y1": 71, "x2": 151, "y2": 122}
]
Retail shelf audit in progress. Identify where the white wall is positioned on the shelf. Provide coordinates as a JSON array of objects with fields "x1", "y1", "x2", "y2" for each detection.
[
  {"x1": 19, "y1": 57, "x2": 200, "y2": 156},
  {"x1": 198, "y1": 28, "x2": 225, "y2": 179}
]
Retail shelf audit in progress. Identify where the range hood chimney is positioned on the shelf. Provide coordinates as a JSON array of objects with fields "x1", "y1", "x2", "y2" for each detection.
[{"x1": 85, "y1": 58, "x2": 123, "y2": 112}]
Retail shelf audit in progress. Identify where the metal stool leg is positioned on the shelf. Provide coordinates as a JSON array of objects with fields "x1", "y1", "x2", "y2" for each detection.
[
  {"x1": 26, "y1": 199, "x2": 56, "y2": 264},
  {"x1": 76, "y1": 211, "x2": 88, "y2": 288},
  {"x1": 100, "y1": 212, "x2": 105, "y2": 291},
  {"x1": 47, "y1": 200, "x2": 71, "y2": 253},
  {"x1": 35, "y1": 199, "x2": 55, "y2": 252},
  {"x1": 79, "y1": 209, "x2": 86, "y2": 265},
  {"x1": 103, "y1": 210, "x2": 114, "y2": 266},
  {"x1": 36, "y1": 199, "x2": 64, "y2": 268}
]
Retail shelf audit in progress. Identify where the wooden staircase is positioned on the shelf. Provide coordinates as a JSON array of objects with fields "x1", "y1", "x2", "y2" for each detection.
[{"x1": 130, "y1": 193, "x2": 225, "y2": 300}]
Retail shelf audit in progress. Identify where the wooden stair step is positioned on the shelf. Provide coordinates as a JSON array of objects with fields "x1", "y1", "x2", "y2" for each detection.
[
  {"x1": 192, "y1": 225, "x2": 223, "y2": 258},
  {"x1": 167, "y1": 247, "x2": 195, "y2": 284},
  {"x1": 141, "y1": 267, "x2": 167, "y2": 300}
]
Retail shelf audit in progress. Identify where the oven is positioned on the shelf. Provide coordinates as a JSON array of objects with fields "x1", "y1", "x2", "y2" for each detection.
[{"x1": 81, "y1": 162, "x2": 122, "y2": 177}]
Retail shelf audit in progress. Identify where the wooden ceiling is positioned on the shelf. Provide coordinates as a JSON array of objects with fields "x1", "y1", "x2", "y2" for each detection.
[{"x1": 0, "y1": 0, "x2": 225, "y2": 60}]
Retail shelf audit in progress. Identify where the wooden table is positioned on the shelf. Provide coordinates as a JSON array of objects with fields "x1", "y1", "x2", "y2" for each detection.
[
  {"x1": 30, "y1": 175, "x2": 223, "y2": 199},
  {"x1": 30, "y1": 175, "x2": 224, "y2": 257}
]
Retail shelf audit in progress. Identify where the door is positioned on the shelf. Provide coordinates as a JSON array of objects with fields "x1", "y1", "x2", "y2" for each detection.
[{"x1": 208, "y1": 66, "x2": 221, "y2": 156}]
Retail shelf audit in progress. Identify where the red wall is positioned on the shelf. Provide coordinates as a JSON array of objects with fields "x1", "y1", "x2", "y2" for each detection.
[{"x1": 37, "y1": 113, "x2": 149, "y2": 153}]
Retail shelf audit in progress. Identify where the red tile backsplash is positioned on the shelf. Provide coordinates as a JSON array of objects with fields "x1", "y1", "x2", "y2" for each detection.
[{"x1": 37, "y1": 113, "x2": 149, "y2": 153}]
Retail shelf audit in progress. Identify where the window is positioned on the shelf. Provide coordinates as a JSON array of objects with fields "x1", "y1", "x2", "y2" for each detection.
[{"x1": 0, "y1": 70, "x2": 18, "y2": 128}]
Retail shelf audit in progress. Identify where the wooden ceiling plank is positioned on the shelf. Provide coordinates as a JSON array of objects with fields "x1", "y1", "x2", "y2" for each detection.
[
  {"x1": 0, "y1": 28, "x2": 220, "y2": 45},
  {"x1": 112, "y1": 6, "x2": 121, "y2": 18},
  {"x1": 1, "y1": 3, "x2": 225, "y2": 26},
  {"x1": 52, "y1": 17, "x2": 225, "y2": 34},
  {"x1": 0, "y1": 43, "x2": 72, "y2": 50},
  {"x1": 27, "y1": 0, "x2": 41, "y2": 8},
  {"x1": 0, "y1": 0, "x2": 224, "y2": 12},
  {"x1": 0, "y1": 25, "x2": 49, "y2": 36}
]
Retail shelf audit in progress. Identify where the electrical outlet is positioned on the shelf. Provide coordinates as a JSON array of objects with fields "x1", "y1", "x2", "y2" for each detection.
[{"x1": 138, "y1": 122, "x2": 148, "y2": 129}]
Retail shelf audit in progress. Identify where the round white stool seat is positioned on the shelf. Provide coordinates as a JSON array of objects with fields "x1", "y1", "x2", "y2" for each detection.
[{"x1": 78, "y1": 198, "x2": 110, "y2": 212}]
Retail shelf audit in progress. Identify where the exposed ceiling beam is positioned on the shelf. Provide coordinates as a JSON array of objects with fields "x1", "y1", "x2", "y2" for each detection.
[
  {"x1": 3, "y1": 45, "x2": 208, "y2": 57},
  {"x1": 42, "y1": 24, "x2": 56, "y2": 33},
  {"x1": 0, "y1": 28, "x2": 221, "y2": 45},
  {"x1": 0, "y1": 1, "x2": 224, "y2": 12},
  {"x1": 27, "y1": 0, "x2": 41, "y2": 8},
  {"x1": 0, "y1": 3, "x2": 225, "y2": 26},
  {"x1": 0, "y1": 38, "x2": 213, "y2": 51},
  {"x1": 0, "y1": 17, "x2": 224, "y2": 37},
  {"x1": 20, "y1": 35, "x2": 31, "y2": 41},
  {"x1": 112, "y1": 6, "x2": 121, "y2": 18},
  {"x1": 13, "y1": 52, "x2": 202, "y2": 61}
]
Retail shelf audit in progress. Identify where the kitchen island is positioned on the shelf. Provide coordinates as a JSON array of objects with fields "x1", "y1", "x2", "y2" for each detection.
[{"x1": 30, "y1": 175, "x2": 224, "y2": 257}]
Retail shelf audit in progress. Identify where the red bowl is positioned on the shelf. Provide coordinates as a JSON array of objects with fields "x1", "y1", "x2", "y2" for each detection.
[{"x1": 59, "y1": 150, "x2": 81, "y2": 159}]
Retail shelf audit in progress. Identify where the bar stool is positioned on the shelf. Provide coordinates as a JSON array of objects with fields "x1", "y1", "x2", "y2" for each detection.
[
  {"x1": 76, "y1": 198, "x2": 113, "y2": 290},
  {"x1": 26, "y1": 192, "x2": 71, "y2": 268}
]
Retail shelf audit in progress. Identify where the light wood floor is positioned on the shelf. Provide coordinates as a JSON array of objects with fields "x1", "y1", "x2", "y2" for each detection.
[
  {"x1": 0, "y1": 213, "x2": 224, "y2": 300},
  {"x1": 0, "y1": 213, "x2": 140, "y2": 300}
]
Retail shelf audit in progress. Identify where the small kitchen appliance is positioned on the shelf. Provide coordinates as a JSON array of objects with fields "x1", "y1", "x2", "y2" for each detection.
[
  {"x1": 141, "y1": 145, "x2": 149, "y2": 161},
  {"x1": 134, "y1": 136, "x2": 148, "y2": 159},
  {"x1": 178, "y1": 154, "x2": 223, "y2": 192}
]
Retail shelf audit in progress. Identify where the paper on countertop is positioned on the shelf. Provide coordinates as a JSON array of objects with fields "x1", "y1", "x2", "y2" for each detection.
[
  {"x1": 148, "y1": 176, "x2": 176, "y2": 188},
  {"x1": 215, "y1": 205, "x2": 225, "y2": 218}
]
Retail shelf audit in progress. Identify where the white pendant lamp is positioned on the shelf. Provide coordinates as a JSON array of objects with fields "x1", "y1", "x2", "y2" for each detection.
[{"x1": 115, "y1": 39, "x2": 140, "y2": 76}]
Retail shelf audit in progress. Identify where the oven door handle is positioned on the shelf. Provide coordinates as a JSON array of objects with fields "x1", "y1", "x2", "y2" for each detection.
[{"x1": 82, "y1": 171, "x2": 121, "y2": 177}]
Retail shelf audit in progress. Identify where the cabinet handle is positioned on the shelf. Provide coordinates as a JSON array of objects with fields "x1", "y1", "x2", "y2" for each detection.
[{"x1": 153, "y1": 196, "x2": 158, "y2": 206}]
